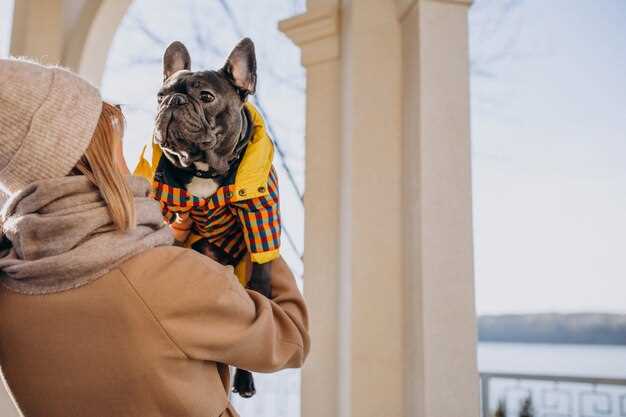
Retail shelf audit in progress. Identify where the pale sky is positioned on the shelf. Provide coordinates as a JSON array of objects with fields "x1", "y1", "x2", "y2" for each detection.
[
  {"x1": 0, "y1": 0, "x2": 12, "y2": 55},
  {"x1": 470, "y1": 0, "x2": 626, "y2": 314},
  {"x1": 1, "y1": 0, "x2": 625, "y2": 315}
]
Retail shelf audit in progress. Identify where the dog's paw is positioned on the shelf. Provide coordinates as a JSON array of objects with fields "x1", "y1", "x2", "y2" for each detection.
[{"x1": 233, "y1": 369, "x2": 256, "y2": 398}]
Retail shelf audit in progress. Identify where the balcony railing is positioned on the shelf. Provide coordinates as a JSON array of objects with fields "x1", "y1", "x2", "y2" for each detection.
[{"x1": 480, "y1": 372, "x2": 626, "y2": 417}]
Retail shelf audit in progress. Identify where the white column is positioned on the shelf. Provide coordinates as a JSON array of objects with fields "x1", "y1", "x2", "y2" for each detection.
[
  {"x1": 63, "y1": 0, "x2": 131, "y2": 86},
  {"x1": 292, "y1": 0, "x2": 479, "y2": 417},
  {"x1": 285, "y1": 0, "x2": 480, "y2": 415},
  {"x1": 10, "y1": 0, "x2": 130, "y2": 87},
  {"x1": 10, "y1": 0, "x2": 64, "y2": 64},
  {"x1": 279, "y1": 5, "x2": 343, "y2": 417},
  {"x1": 400, "y1": 1, "x2": 479, "y2": 416},
  {"x1": 338, "y1": 1, "x2": 406, "y2": 416}
]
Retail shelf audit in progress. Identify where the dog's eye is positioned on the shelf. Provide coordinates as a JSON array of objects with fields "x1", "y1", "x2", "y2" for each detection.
[
  {"x1": 157, "y1": 94, "x2": 164, "y2": 104},
  {"x1": 200, "y1": 91, "x2": 215, "y2": 103}
]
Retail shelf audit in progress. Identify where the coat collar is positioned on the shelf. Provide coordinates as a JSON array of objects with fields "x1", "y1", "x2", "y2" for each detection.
[{"x1": 134, "y1": 102, "x2": 274, "y2": 203}]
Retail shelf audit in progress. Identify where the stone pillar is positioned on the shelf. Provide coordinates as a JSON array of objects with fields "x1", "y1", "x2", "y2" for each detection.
[
  {"x1": 10, "y1": 0, "x2": 64, "y2": 64},
  {"x1": 279, "y1": 5, "x2": 343, "y2": 417},
  {"x1": 281, "y1": 0, "x2": 478, "y2": 416},
  {"x1": 63, "y1": 0, "x2": 131, "y2": 86},
  {"x1": 399, "y1": 1, "x2": 479, "y2": 416},
  {"x1": 337, "y1": 1, "x2": 406, "y2": 416},
  {"x1": 10, "y1": 0, "x2": 130, "y2": 86}
]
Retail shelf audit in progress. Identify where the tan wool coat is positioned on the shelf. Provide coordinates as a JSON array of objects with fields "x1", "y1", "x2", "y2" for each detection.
[{"x1": 0, "y1": 246, "x2": 309, "y2": 417}]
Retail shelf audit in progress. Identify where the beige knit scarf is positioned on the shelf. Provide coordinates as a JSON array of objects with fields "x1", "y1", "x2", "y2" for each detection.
[{"x1": 0, "y1": 175, "x2": 173, "y2": 294}]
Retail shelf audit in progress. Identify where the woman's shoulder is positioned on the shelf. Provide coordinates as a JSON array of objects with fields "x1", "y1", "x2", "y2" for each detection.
[
  {"x1": 118, "y1": 246, "x2": 241, "y2": 304},
  {"x1": 120, "y1": 246, "x2": 226, "y2": 278}
]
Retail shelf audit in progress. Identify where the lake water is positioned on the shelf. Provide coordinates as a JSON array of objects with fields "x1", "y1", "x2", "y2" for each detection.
[{"x1": 478, "y1": 342, "x2": 626, "y2": 378}]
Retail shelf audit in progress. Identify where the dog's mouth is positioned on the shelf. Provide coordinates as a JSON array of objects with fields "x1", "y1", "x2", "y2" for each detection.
[
  {"x1": 154, "y1": 100, "x2": 218, "y2": 169},
  {"x1": 161, "y1": 147, "x2": 196, "y2": 168}
]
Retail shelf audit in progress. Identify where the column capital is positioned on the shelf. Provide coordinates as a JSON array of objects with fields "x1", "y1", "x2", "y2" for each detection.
[
  {"x1": 396, "y1": 0, "x2": 473, "y2": 21},
  {"x1": 278, "y1": 6, "x2": 340, "y2": 67}
]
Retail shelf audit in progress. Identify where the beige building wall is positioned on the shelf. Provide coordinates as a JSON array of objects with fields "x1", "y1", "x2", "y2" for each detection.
[{"x1": 4, "y1": 1, "x2": 479, "y2": 416}]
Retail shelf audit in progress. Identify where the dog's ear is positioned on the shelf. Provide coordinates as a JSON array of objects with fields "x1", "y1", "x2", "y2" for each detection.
[
  {"x1": 222, "y1": 38, "x2": 257, "y2": 99},
  {"x1": 163, "y1": 41, "x2": 191, "y2": 80}
]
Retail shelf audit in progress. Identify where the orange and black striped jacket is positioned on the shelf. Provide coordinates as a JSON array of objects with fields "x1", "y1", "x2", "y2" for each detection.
[{"x1": 134, "y1": 103, "x2": 281, "y2": 272}]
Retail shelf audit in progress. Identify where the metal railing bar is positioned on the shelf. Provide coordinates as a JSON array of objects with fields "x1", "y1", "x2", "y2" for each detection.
[{"x1": 480, "y1": 372, "x2": 626, "y2": 387}]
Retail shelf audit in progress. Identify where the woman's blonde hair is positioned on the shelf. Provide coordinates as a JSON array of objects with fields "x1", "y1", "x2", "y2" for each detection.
[{"x1": 74, "y1": 102, "x2": 136, "y2": 231}]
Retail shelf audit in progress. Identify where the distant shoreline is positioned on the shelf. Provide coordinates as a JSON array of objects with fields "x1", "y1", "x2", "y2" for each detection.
[
  {"x1": 479, "y1": 340, "x2": 626, "y2": 347},
  {"x1": 477, "y1": 313, "x2": 626, "y2": 346}
]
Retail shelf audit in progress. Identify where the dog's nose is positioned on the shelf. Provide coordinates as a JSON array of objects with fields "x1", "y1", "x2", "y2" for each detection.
[{"x1": 167, "y1": 93, "x2": 188, "y2": 106}]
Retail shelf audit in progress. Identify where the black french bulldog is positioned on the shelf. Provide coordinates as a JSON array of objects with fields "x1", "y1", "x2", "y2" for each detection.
[{"x1": 154, "y1": 38, "x2": 271, "y2": 398}]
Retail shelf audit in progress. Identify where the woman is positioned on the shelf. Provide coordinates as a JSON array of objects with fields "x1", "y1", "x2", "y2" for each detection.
[{"x1": 0, "y1": 59, "x2": 309, "y2": 417}]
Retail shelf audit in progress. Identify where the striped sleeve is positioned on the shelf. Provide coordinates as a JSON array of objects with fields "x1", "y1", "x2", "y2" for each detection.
[
  {"x1": 151, "y1": 182, "x2": 192, "y2": 225},
  {"x1": 158, "y1": 199, "x2": 193, "y2": 225},
  {"x1": 233, "y1": 168, "x2": 281, "y2": 264},
  {"x1": 160, "y1": 201, "x2": 176, "y2": 224}
]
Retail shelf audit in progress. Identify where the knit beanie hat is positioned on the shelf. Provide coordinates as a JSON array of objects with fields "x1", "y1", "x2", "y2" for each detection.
[{"x1": 0, "y1": 58, "x2": 103, "y2": 199}]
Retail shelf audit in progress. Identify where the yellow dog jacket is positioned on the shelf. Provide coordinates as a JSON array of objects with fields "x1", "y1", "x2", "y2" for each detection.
[{"x1": 134, "y1": 103, "x2": 281, "y2": 283}]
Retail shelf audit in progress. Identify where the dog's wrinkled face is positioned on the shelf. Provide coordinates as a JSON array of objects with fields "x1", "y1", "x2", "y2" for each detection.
[{"x1": 154, "y1": 39, "x2": 257, "y2": 174}]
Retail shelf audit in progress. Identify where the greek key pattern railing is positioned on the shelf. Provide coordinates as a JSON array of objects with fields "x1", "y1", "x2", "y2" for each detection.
[{"x1": 481, "y1": 372, "x2": 626, "y2": 417}]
